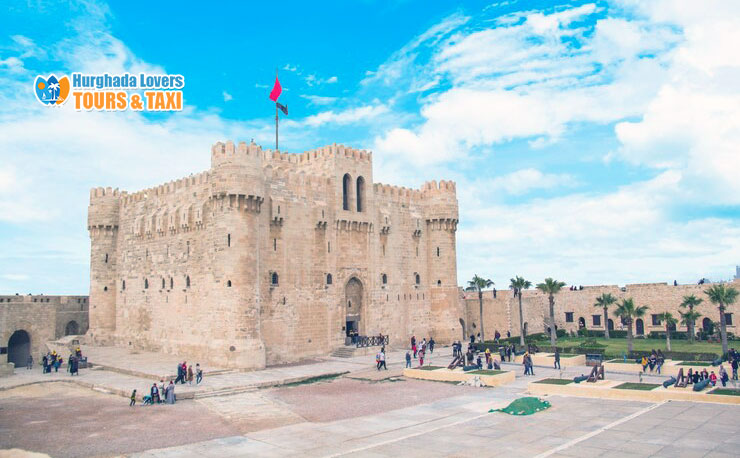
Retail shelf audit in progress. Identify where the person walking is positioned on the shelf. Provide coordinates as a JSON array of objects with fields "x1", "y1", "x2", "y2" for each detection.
[
  {"x1": 187, "y1": 364, "x2": 194, "y2": 385},
  {"x1": 429, "y1": 338, "x2": 435, "y2": 354},
  {"x1": 379, "y1": 350, "x2": 387, "y2": 370},
  {"x1": 731, "y1": 357, "x2": 738, "y2": 381},
  {"x1": 419, "y1": 348, "x2": 425, "y2": 367},
  {"x1": 196, "y1": 364, "x2": 203, "y2": 385},
  {"x1": 405, "y1": 351, "x2": 411, "y2": 368},
  {"x1": 554, "y1": 349, "x2": 561, "y2": 370},
  {"x1": 130, "y1": 389, "x2": 137, "y2": 407}
]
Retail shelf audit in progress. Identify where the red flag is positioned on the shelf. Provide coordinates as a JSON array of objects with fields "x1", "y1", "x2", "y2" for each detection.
[{"x1": 269, "y1": 76, "x2": 282, "y2": 102}]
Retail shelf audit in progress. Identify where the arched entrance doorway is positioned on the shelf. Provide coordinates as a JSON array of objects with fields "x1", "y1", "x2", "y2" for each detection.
[
  {"x1": 8, "y1": 330, "x2": 30, "y2": 367},
  {"x1": 608, "y1": 319, "x2": 614, "y2": 331},
  {"x1": 65, "y1": 321, "x2": 79, "y2": 336},
  {"x1": 345, "y1": 277, "x2": 363, "y2": 337},
  {"x1": 578, "y1": 317, "x2": 585, "y2": 329},
  {"x1": 702, "y1": 317, "x2": 713, "y2": 334},
  {"x1": 635, "y1": 318, "x2": 644, "y2": 336}
]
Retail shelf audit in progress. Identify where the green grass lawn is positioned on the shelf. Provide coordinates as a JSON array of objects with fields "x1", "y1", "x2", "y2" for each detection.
[
  {"x1": 470, "y1": 370, "x2": 505, "y2": 376},
  {"x1": 614, "y1": 382, "x2": 661, "y2": 391},
  {"x1": 709, "y1": 388, "x2": 740, "y2": 396},
  {"x1": 417, "y1": 365, "x2": 443, "y2": 371},
  {"x1": 607, "y1": 359, "x2": 640, "y2": 363},
  {"x1": 547, "y1": 353, "x2": 579, "y2": 358},
  {"x1": 677, "y1": 361, "x2": 713, "y2": 366},
  {"x1": 534, "y1": 378, "x2": 573, "y2": 385},
  {"x1": 546, "y1": 337, "x2": 724, "y2": 356}
]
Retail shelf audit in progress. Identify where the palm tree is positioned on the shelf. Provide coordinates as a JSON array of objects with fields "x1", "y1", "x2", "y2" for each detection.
[
  {"x1": 679, "y1": 294, "x2": 703, "y2": 343},
  {"x1": 510, "y1": 276, "x2": 532, "y2": 346},
  {"x1": 594, "y1": 293, "x2": 617, "y2": 339},
  {"x1": 466, "y1": 275, "x2": 494, "y2": 342},
  {"x1": 536, "y1": 278, "x2": 566, "y2": 347},
  {"x1": 704, "y1": 284, "x2": 739, "y2": 356},
  {"x1": 615, "y1": 298, "x2": 648, "y2": 353},
  {"x1": 658, "y1": 312, "x2": 678, "y2": 351}
]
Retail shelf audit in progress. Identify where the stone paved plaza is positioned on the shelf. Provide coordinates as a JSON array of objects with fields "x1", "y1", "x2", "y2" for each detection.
[{"x1": 1, "y1": 346, "x2": 738, "y2": 457}]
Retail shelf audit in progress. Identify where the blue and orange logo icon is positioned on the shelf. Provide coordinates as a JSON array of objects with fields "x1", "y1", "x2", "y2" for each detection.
[{"x1": 34, "y1": 74, "x2": 70, "y2": 106}]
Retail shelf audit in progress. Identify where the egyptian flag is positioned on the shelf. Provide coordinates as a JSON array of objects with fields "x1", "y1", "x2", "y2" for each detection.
[
  {"x1": 269, "y1": 76, "x2": 282, "y2": 102},
  {"x1": 276, "y1": 102, "x2": 288, "y2": 115}
]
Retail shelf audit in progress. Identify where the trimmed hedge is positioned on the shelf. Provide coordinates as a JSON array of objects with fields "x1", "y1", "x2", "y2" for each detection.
[
  {"x1": 648, "y1": 331, "x2": 689, "y2": 340},
  {"x1": 577, "y1": 329, "x2": 628, "y2": 338},
  {"x1": 626, "y1": 350, "x2": 719, "y2": 361}
]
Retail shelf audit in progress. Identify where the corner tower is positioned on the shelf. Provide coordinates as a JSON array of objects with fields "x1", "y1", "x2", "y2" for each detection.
[{"x1": 87, "y1": 187, "x2": 121, "y2": 344}]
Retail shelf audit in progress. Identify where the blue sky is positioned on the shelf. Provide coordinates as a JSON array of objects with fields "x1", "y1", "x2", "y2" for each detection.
[{"x1": 0, "y1": 0, "x2": 739, "y2": 294}]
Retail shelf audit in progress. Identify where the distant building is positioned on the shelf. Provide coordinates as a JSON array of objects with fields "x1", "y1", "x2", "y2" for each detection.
[
  {"x1": 736, "y1": 265, "x2": 739, "y2": 280},
  {"x1": 1, "y1": 295, "x2": 89, "y2": 367}
]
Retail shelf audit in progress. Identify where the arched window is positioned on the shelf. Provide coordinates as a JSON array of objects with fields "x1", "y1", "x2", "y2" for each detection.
[
  {"x1": 415, "y1": 273, "x2": 421, "y2": 285},
  {"x1": 144, "y1": 278, "x2": 149, "y2": 289},
  {"x1": 186, "y1": 276, "x2": 190, "y2": 288},
  {"x1": 227, "y1": 280, "x2": 232, "y2": 287},
  {"x1": 437, "y1": 280, "x2": 442, "y2": 286},
  {"x1": 342, "y1": 173, "x2": 351, "y2": 210},
  {"x1": 356, "y1": 176, "x2": 365, "y2": 212},
  {"x1": 271, "y1": 272, "x2": 279, "y2": 286},
  {"x1": 382, "y1": 273, "x2": 387, "y2": 285},
  {"x1": 326, "y1": 273, "x2": 332, "y2": 285},
  {"x1": 103, "y1": 286, "x2": 108, "y2": 291}
]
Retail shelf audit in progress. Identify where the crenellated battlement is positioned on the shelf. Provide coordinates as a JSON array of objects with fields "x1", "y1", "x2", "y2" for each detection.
[
  {"x1": 88, "y1": 186, "x2": 121, "y2": 230},
  {"x1": 421, "y1": 180, "x2": 457, "y2": 195},
  {"x1": 122, "y1": 171, "x2": 211, "y2": 205},
  {"x1": 297, "y1": 143, "x2": 372, "y2": 164}
]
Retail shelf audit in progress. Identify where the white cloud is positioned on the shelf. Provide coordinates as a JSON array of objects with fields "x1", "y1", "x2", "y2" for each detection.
[
  {"x1": 300, "y1": 94, "x2": 338, "y2": 106},
  {"x1": 222, "y1": 91, "x2": 233, "y2": 102},
  {"x1": 0, "y1": 57, "x2": 25, "y2": 73},
  {"x1": 1, "y1": 274, "x2": 29, "y2": 282},
  {"x1": 326, "y1": 76, "x2": 338, "y2": 84},
  {"x1": 477, "y1": 169, "x2": 578, "y2": 196},
  {"x1": 303, "y1": 104, "x2": 389, "y2": 128}
]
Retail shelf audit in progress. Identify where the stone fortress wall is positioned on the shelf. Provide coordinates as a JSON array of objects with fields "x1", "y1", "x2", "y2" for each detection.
[
  {"x1": 461, "y1": 279, "x2": 740, "y2": 340},
  {"x1": 1, "y1": 295, "x2": 89, "y2": 367},
  {"x1": 87, "y1": 141, "x2": 462, "y2": 369}
]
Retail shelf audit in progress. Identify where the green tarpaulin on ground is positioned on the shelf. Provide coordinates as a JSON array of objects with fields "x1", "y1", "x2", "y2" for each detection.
[{"x1": 490, "y1": 397, "x2": 551, "y2": 416}]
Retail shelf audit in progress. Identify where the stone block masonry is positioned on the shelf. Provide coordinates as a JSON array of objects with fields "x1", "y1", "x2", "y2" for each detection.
[{"x1": 87, "y1": 141, "x2": 462, "y2": 369}]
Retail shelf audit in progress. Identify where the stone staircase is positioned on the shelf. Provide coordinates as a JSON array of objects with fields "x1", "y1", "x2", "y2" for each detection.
[
  {"x1": 192, "y1": 385, "x2": 258, "y2": 399},
  {"x1": 330, "y1": 346, "x2": 357, "y2": 358}
]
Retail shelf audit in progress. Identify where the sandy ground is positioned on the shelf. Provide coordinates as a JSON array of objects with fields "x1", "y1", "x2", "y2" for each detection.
[
  {"x1": 0, "y1": 384, "x2": 239, "y2": 458},
  {"x1": 266, "y1": 377, "x2": 480, "y2": 422}
]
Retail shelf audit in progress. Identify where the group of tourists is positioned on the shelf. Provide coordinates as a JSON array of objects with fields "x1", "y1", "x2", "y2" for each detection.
[
  {"x1": 498, "y1": 343, "x2": 517, "y2": 362},
  {"x1": 32, "y1": 347, "x2": 83, "y2": 376},
  {"x1": 404, "y1": 335, "x2": 434, "y2": 368},
  {"x1": 130, "y1": 362, "x2": 202, "y2": 407},
  {"x1": 174, "y1": 361, "x2": 202, "y2": 385},
  {"x1": 684, "y1": 367, "x2": 726, "y2": 387},
  {"x1": 640, "y1": 349, "x2": 666, "y2": 374}
]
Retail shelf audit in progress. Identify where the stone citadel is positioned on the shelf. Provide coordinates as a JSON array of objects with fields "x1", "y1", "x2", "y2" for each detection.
[{"x1": 87, "y1": 141, "x2": 462, "y2": 368}]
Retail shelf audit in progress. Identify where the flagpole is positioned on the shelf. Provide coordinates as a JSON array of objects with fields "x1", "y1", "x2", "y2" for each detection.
[{"x1": 275, "y1": 68, "x2": 279, "y2": 151}]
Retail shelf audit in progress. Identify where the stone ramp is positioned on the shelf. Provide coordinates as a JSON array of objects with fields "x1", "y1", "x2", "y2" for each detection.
[{"x1": 80, "y1": 344, "x2": 229, "y2": 379}]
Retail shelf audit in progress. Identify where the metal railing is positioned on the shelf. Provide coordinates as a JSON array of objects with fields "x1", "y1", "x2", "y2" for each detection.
[{"x1": 355, "y1": 335, "x2": 389, "y2": 348}]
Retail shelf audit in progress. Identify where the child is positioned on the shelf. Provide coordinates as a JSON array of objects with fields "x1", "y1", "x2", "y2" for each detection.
[
  {"x1": 405, "y1": 351, "x2": 411, "y2": 368},
  {"x1": 196, "y1": 364, "x2": 203, "y2": 385},
  {"x1": 130, "y1": 389, "x2": 137, "y2": 407}
]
